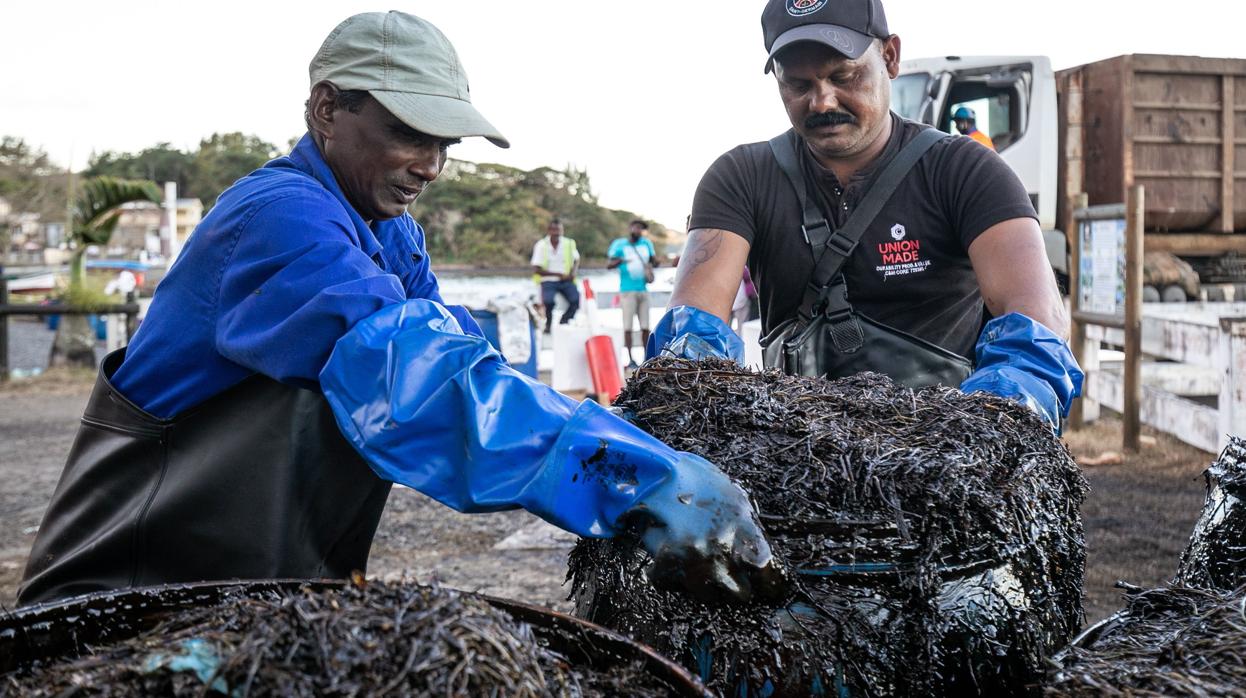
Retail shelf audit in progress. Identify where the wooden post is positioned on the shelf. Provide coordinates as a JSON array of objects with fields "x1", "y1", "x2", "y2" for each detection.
[
  {"x1": 1068, "y1": 193, "x2": 1090, "y2": 430},
  {"x1": 124, "y1": 290, "x2": 138, "y2": 341},
  {"x1": 1220, "y1": 318, "x2": 1246, "y2": 452},
  {"x1": 1080, "y1": 330, "x2": 1101, "y2": 424},
  {"x1": 0, "y1": 276, "x2": 8, "y2": 382},
  {"x1": 1123, "y1": 185, "x2": 1145, "y2": 452},
  {"x1": 1222, "y1": 75, "x2": 1236, "y2": 233}
]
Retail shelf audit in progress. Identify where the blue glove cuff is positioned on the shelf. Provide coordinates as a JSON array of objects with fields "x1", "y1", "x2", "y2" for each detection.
[
  {"x1": 960, "y1": 312, "x2": 1084, "y2": 427},
  {"x1": 962, "y1": 366, "x2": 1061, "y2": 425},
  {"x1": 529, "y1": 399, "x2": 681, "y2": 537},
  {"x1": 444, "y1": 304, "x2": 485, "y2": 339},
  {"x1": 646, "y1": 305, "x2": 745, "y2": 362}
]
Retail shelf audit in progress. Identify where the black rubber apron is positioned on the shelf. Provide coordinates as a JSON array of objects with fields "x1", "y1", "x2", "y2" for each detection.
[
  {"x1": 18, "y1": 350, "x2": 392, "y2": 606},
  {"x1": 759, "y1": 128, "x2": 973, "y2": 390}
]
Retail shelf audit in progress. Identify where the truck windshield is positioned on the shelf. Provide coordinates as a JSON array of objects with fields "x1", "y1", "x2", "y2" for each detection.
[{"x1": 891, "y1": 73, "x2": 930, "y2": 122}]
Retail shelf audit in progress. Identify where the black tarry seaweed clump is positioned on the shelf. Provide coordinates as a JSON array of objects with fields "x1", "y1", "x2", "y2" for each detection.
[
  {"x1": 568, "y1": 358, "x2": 1088, "y2": 697},
  {"x1": 1176, "y1": 437, "x2": 1246, "y2": 591},
  {"x1": 1047, "y1": 437, "x2": 1246, "y2": 697},
  {"x1": 2, "y1": 581, "x2": 678, "y2": 697}
]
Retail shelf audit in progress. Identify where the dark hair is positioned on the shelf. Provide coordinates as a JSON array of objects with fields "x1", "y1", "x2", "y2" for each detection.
[
  {"x1": 303, "y1": 87, "x2": 371, "y2": 129},
  {"x1": 630, "y1": 219, "x2": 648, "y2": 230}
]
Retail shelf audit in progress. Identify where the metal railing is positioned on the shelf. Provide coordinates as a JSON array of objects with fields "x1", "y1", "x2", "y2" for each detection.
[{"x1": 0, "y1": 278, "x2": 138, "y2": 381}]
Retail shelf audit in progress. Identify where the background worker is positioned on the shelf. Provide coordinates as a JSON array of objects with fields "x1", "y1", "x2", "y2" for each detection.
[
  {"x1": 19, "y1": 11, "x2": 780, "y2": 607},
  {"x1": 648, "y1": 0, "x2": 1081, "y2": 429},
  {"x1": 531, "y1": 218, "x2": 580, "y2": 333},
  {"x1": 953, "y1": 106, "x2": 995, "y2": 150},
  {"x1": 607, "y1": 219, "x2": 658, "y2": 367}
]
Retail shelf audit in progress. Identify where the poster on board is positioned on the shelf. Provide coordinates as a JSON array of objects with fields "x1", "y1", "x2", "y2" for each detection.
[{"x1": 1078, "y1": 218, "x2": 1126, "y2": 317}]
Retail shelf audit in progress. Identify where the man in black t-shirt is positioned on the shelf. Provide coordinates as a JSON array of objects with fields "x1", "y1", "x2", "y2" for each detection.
[{"x1": 647, "y1": 0, "x2": 1082, "y2": 428}]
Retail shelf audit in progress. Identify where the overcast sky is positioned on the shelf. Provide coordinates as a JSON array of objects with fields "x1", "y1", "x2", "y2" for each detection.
[{"x1": 2, "y1": 1, "x2": 1240, "y2": 231}]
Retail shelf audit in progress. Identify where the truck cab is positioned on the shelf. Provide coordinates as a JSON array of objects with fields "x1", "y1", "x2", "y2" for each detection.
[{"x1": 893, "y1": 56, "x2": 1065, "y2": 277}]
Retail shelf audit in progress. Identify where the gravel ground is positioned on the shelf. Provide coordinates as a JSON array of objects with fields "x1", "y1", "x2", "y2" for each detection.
[{"x1": 0, "y1": 368, "x2": 1221, "y2": 629}]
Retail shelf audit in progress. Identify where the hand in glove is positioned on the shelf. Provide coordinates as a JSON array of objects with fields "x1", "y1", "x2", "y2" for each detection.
[
  {"x1": 623, "y1": 453, "x2": 788, "y2": 604},
  {"x1": 645, "y1": 305, "x2": 745, "y2": 363},
  {"x1": 960, "y1": 312, "x2": 1084, "y2": 429}
]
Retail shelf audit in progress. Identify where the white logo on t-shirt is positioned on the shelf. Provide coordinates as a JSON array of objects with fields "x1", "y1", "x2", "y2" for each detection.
[{"x1": 890, "y1": 223, "x2": 907, "y2": 241}]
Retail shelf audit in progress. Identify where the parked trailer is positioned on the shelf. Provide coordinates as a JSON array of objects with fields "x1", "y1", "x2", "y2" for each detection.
[{"x1": 1058, "y1": 55, "x2": 1246, "y2": 277}]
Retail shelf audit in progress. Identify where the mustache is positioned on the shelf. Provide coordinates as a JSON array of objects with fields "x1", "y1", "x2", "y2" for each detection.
[{"x1": 804, "y1": 111, "x2": 856, "y2": 129}]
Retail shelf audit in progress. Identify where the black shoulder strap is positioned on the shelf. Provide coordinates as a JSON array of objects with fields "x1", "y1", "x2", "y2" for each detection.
[
  {"x1": 769, "y1": 127, "x2": 947, "y2": 319},
  {"x1": 768, "y1": 129, "x2": 832, "y2": 254}
]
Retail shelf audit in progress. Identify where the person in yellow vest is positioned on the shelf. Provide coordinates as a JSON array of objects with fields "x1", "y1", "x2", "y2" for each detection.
[
  {"x1": 531, "y1": 217, "x2": 580, "y2": 333},
  {"x1": 953, "y1": 106, "x2": 995, "y2": 151}
]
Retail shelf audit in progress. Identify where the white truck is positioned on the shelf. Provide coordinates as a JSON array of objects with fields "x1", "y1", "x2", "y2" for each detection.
[{"x1": 894, "y1": 54, "x2": 1246, "y2": 301}]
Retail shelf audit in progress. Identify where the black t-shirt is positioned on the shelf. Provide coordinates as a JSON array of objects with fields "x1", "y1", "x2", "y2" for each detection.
[{"x1": 690, "y1": 113, "x2": 1036, "y2": 360}]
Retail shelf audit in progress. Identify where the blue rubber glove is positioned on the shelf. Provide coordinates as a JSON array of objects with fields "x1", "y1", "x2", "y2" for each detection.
[
  {"x1": 645, "y1": 305, "x2": 745, "y2": 363},
  {"x1": 960, "y1": 312, "x2": 1084, "y2": 429},
  {"x1": 443, "y1": 304, "x2": 484, "y2": 339},
  {"x1": 320, "y1": 299, "x2": 782, "y2": 603}
]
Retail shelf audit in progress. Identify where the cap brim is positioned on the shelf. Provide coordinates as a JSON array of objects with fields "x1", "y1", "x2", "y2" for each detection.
[
  {"x1": 370, "y1": 90, "x2": 510, "y2": 149},
  {"x1": 764, "y1": 24, "x2": 874, "y2": 73}
]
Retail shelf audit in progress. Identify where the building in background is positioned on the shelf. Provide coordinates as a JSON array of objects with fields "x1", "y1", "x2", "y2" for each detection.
[{"x1": 111, "y1": 198, "x2": 202, "y2": 260}]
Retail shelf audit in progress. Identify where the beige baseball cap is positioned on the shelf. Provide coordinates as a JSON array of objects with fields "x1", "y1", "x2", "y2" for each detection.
[{"x1": 309, "y1": 11, "x2": 509, "y2": 148}]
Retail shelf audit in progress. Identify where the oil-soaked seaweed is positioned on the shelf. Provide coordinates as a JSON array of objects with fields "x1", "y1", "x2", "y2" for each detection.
[
  {"x1": 1177, "y1": 437, "x2": 1246, "y2": 590},
  {"x1": 569, "y1": 358, "x2": 1087, "y2": 697},
  {"x1": 1, "y1": 580, "x2": 674, "y2": 697},
  {"x1": 1048, "y1": 437, "x2": 1246, "y2": 696},
  {"x1": 1047, "y1": 584, "x2": 1246, "y2": 697}
]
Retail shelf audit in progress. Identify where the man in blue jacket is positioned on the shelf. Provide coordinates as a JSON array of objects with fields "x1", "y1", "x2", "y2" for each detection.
[{"x1": 19, "y1": 12, "x2": 779, "y2": 606}]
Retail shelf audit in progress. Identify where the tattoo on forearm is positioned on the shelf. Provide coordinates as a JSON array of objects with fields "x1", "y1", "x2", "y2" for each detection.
[{"x1": 686, "y1": 230, "x2": 723, "y2": 270}]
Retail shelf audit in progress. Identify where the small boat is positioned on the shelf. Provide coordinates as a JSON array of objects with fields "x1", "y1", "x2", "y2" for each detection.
[{"x1": 5, "y1": 272, "x2": 56, "y2": 294}]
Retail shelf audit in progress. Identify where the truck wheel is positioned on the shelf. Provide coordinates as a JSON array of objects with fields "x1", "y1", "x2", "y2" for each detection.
[
  {"x1": 1161, "y1": 285, "x2": 1188, "y2": 303},
  {"x1": 1143, "y1": 285, "x2": 1161, "y2": 303}
]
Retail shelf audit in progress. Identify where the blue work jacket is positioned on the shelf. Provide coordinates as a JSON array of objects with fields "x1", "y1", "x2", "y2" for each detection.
[{"x1": 112, "y1": 134, "x2": 481, "y2": 418}]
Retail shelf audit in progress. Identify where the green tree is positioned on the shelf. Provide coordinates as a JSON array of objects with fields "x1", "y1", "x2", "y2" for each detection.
[
  {"x1": 518, "y1": 165, "x2": 626, "y2": 257},
  {"x1": 0, "y1": 136, "x2": 68, "y2": 222},
  {"x1": 50, "y1": 176, "x2": 162, "y2": 368},
  {"x1": 415, "y1": 160, "x2": 658, "y2": 267},
  {"x1": 85, "y1": 143, "x2": 194, "y2": 195},
  {"x1": 418, "y1": 161, "x2": 547, "y2": 264},
  {"x1": 187, "y1": 132, "x2": 278, "y2": 210}
]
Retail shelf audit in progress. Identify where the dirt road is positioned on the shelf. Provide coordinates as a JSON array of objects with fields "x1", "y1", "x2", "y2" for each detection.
[{"x1": 0, "y1": 371, "x2": 1218, "y2": 626}]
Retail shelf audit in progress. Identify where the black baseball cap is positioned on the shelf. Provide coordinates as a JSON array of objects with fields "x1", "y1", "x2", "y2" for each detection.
[{"x1": 761, "y1": 0, "x2": 891, "y2": 73}]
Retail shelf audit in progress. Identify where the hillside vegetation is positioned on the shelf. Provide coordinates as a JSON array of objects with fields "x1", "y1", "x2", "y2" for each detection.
[{"x1": 2, "y1": 135, "x2": 674, "y2": 268}]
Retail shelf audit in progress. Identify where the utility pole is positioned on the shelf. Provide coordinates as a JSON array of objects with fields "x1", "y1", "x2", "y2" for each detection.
[{"x1": 164, "y1": 181, "x2": 180, "y2": 267}]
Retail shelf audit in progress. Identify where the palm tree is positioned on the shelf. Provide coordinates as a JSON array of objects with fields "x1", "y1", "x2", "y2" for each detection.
[{"x1": 49, "y1": 176, "x2": 162, "y2": 369}]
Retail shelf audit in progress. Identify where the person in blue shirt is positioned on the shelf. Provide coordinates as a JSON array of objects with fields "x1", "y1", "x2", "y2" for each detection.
[
  {"x1": 607, "y1": 219, "x2": 659, "y2": 367},
  {"x1": 18, "y1": 11, "x2": 782, "y2": 607}
]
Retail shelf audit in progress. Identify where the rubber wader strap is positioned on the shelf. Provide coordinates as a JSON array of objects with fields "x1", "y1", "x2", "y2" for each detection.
[{"x1": 767, "y1": 127, "x2": 947, "y2": 320}]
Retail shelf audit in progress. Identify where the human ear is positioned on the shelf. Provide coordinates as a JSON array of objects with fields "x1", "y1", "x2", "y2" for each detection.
[
  {"x1": 882, "y1": 35, "x2": 902, "y2": 79},
  {"x1": 307, "y1": 81, "x2": 340, "y2": 139}
]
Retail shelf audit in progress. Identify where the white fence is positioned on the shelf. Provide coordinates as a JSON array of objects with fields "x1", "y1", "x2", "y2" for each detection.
[{"x1": 1078, "y1": 302, "x2": 1245, "y2": 453}]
